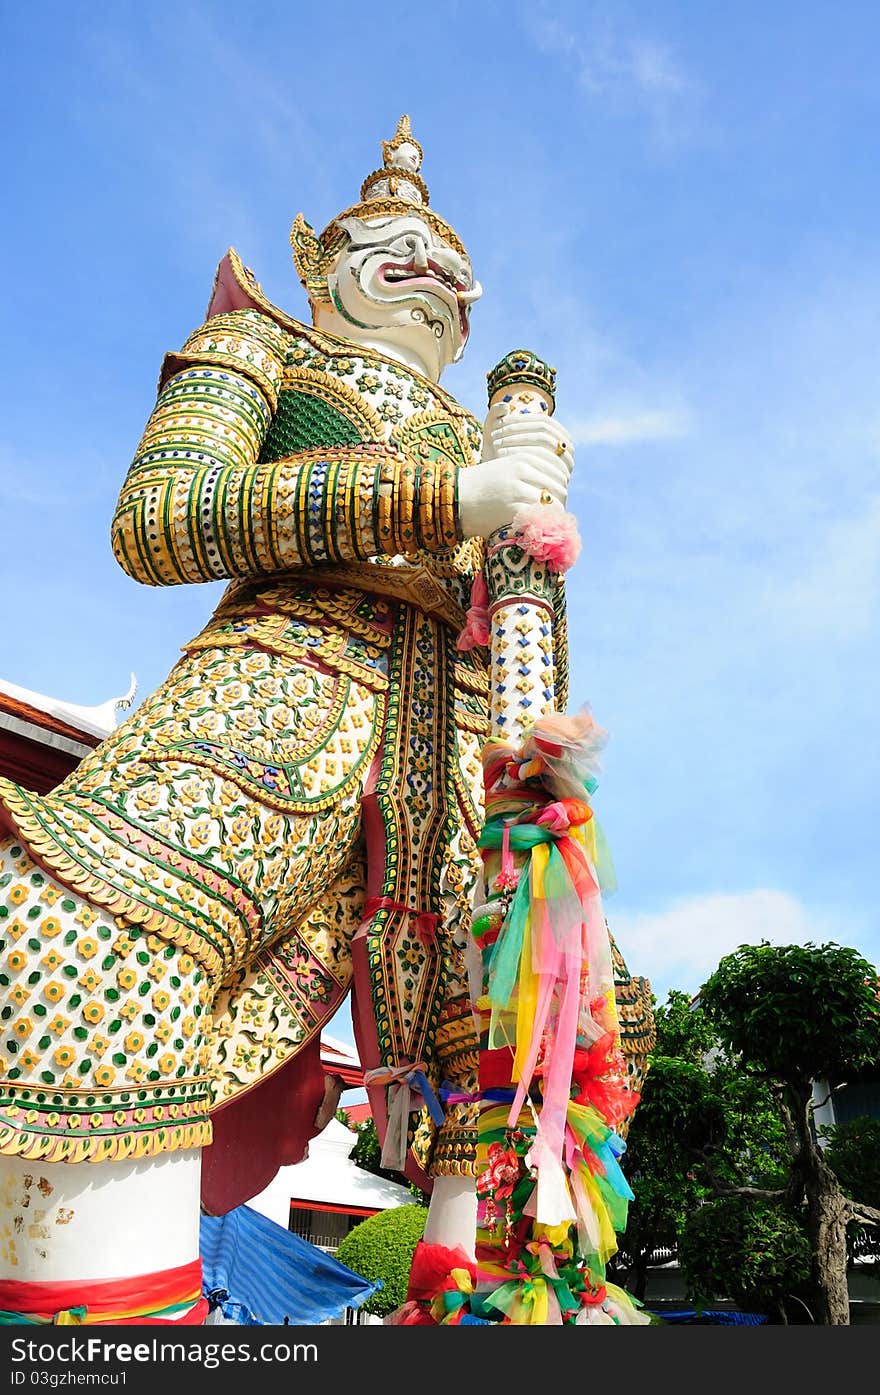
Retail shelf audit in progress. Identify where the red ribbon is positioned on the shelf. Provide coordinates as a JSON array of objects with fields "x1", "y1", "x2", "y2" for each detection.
[
  {"x1": 364, "y1": 896, "x2": 439, "y2": 943},
  {"x1": 406, "y1": 1240, "x2": 476, "y2": 1301},
  {"x1": 0, "y1": 1260, "x2": 206, "y2": 1325}
]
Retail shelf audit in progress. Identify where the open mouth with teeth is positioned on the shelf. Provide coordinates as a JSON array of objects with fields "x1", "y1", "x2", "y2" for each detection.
[{"x1": 377, "y1": 258, "x2": 472, "y2": 337}]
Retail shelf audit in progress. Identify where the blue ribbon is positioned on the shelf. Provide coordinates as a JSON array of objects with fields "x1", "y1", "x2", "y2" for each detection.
[
  {"x1": 438, "y1": 1083, "x2": 520, "y2": 1106},
  {"x1": 408, "y1": 1069, "x2": 445, "y2": 1126}
]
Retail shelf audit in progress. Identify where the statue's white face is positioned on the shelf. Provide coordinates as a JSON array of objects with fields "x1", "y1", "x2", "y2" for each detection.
[
  {"x1": 326, "y1": 214, "x2": 482, "y2": 379},
  {"x1": 389, "y1": 140, "x2": 421, "y2": 174}
]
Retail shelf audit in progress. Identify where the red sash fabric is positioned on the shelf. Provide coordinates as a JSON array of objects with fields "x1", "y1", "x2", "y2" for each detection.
[{"x1": 0, "y1": 1259, "x2": 206, "y2": 1324}]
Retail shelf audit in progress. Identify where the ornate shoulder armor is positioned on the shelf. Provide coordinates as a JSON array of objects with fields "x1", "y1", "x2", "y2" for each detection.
[{"x1": 159, "y1": 307, "x2": 290, "y2": 412}]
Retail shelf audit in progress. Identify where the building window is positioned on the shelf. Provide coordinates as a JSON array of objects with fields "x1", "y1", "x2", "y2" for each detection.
[{"x1": 288, "y1": 1205, "x2": 369, "y2": 1253}]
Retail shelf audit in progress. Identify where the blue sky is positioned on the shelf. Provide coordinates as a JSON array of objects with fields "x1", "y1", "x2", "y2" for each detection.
[{"x1": 1, "y1": 1, "x2": 878, "y2": 1008}]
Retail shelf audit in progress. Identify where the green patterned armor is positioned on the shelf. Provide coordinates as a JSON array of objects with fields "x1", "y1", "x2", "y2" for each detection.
[{"x1": 0, "y1": 293, "x2": 489, "y2": 1179}]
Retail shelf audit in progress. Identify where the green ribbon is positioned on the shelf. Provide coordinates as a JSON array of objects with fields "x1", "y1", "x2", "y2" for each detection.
[{"x1": 486, "y1": 870, "x2": 531, "y2": 1008}]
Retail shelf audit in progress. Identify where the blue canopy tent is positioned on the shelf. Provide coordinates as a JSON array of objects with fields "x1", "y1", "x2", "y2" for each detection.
[{"x1": 200, "y1": 1204, "x2": 381, "y2": 1325}]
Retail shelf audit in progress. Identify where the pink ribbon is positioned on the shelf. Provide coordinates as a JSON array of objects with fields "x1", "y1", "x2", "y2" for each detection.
[
  {"x1": 535, "y1": 801, "x2": 572, "y2": 835},
  {"x1": 456, "y1": 572, "x2": 490, "y2": 651}
]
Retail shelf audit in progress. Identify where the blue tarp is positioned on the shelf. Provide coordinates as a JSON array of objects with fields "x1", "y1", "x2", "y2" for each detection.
[
  {"x1": 200, "y1": 1204, "x2": 381, "y2": 1325},
  {"x1": 650, "y1": 1309, "x2": 769, "y2": 1325}
]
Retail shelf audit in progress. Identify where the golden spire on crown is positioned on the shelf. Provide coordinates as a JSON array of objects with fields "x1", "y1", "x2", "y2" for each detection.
[
  {"x1": 360, "y1": 113, "x2": 430, "y2": 207},
  {"x1": 291, "y1": 115, "x2": 467, "y2": 305},
  {"x1": 382, "y1": 114, "x2": 423, "y2": 167}
]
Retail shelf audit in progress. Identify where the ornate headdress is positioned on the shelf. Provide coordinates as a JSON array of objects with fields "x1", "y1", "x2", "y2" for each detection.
[{"x1": 291, "y1": 115, "x2": 466, "y2": 307}]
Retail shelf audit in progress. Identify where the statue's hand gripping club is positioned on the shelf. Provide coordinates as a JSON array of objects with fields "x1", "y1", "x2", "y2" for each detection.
[
  {"x1": 458, "y1": 357, "x2": 575, "y2": 541},
  {"x1": 474, "y1": 352, "x2": 576, "y2": 743}
]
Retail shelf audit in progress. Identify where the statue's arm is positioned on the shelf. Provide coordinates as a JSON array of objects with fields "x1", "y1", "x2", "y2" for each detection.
[{"x1": 110, "y1": 309, "x2": 460, "y2": 586}]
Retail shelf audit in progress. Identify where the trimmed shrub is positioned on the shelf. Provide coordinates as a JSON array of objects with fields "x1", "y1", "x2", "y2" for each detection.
[{"x1": 335, "y1": 1204, "x2": 428, "y2": 1317}]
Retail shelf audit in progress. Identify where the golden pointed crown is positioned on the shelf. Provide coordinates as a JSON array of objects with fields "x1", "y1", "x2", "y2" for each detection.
[
  {"x1": 361, "y1": 113, "x2": 429, "y2": 206},
  {"x1": 291, "y1": 115, "x2": 466, "y2": 305}
]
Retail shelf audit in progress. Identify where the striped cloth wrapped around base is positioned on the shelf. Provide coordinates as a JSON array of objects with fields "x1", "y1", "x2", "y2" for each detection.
[{"x1": 0, "y1": 1259, "x2": 208, "y2": 1325}]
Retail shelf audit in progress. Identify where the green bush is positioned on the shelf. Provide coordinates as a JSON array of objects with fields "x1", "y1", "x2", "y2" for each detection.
[
  {"x1": 335, "y1": 1204, "x2": 428, "y2": 1317},
  {"x1": 679, "y1": 1194, "x2": 811, "y2": 1319}
]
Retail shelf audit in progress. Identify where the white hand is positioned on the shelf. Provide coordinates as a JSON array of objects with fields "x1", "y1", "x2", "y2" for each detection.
[
  {"x1": 484, "y1": 403, "x2": 576, "y2": 478},
  {"x1": 458, "y1": 450, "x2": 570, "y2": 538},
  {"x1": 458, "y1": 410, "x2": 576, "y2": 540}
]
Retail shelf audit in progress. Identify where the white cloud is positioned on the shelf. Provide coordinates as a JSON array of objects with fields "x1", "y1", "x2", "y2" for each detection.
[
  {"x1": 610, "y1": 889, "x2": 836, "y2": 1000},
  {"x1": 629, "y1": 39, "x2": 688, "y2": 97},
  {"x1": 528, "y1": 12, "x2": 688, "y2": 99},
  {"x1": 570, "y1": 407, "x2": 692, "y2": 445},
  {"x1": 765, "y1": 498, "x2": 880, "y2": 642},
  {"x1": 522, "y1": 6, "x2": 695, "y2": 142}
]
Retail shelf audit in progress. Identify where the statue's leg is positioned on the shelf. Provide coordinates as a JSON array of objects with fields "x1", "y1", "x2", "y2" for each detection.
[
  {"x1": 418, "y1": 725, "x2": 483, "y2": 1258},
  {"x1": 209, "y1": 852, "x2": 366, "y2": 1110},
  {"x1": 421, "y1": 893, "x2": 480, "y2": 1255},
  {"x1": 423, "y1": 1177, "x2": 478, "y2": 1254},
  {"x1": 0, "y1": 1151, "x2": 201, "y2": 1284},
  {"x1": 200, "y1": 854, "x2": 367, "y2": 1212},
  {"x1": 0, "y1": 627, "x2": 385, "y2": 1315},
  {"x1": 346, "y1": 607, "x2": 484, "y2": 1198},
  {"x1": 0, "y1": 837, "x2": 208, "y2": 1317},
  {"x1": 0, "y1": 838, "x2": 370, "y2": 1307},
  {"x1": 379, "y1": 827, "x2": 482, "y2": 1319}
]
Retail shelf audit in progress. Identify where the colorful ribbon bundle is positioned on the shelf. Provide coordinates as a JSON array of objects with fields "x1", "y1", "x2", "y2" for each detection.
[{"x1": 456, "y1": 713, "x2": 647, "y2": 1325}]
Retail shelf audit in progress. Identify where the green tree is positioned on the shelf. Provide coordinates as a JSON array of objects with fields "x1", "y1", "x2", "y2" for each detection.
[
  {"x1": 821, "y1": 1116, "x2": 880, "y2": 1270},
  {"x1": 653, "y1": 989, "x2": 787, "y2": 1190},
  {"x1": 679, "y1": 1195, "x2": 812, "y2": 1322},
  {"x1": 336, "y1": 1204, "x2": 428, "y2": 1317},
  {"x1": 349, "y1": 1116, "x2": 396, "y2": 1181},
  {"x1": 617, "y1": 1054, "x2": 724, "y2": 1300},
  {"x1": 821, "y1": 1116, "x2": 880, "y2": 1209},
  {"x1": 700, "y1": 941, "x2": 880, "y2": 1325},
  {"x1": 348, "y1": 1116, "x2": 430, "y2": 1204},
  {"x1": 617, "y1": 988, "x2": 790, "y2": 1308},
  {"x1": 653, "y1": 988, "x2": 716, "y2": 1062}
]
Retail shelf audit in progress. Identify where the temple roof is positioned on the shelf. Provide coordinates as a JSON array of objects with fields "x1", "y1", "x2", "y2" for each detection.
[
  {"x1": 246, "y1": 1116, "x2": 412, "y2": 1222},
  {"x1": 0, "y1": 674, "x2": 137, "y2": 744},
  {"x1": 320, "y1": 1031, "x2": 364, "y2": 1086}
]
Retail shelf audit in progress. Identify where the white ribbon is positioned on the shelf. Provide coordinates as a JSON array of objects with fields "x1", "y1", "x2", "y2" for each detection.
[{"x1": 364, "y1": 1061, "x2": 435, "y2": 1172}]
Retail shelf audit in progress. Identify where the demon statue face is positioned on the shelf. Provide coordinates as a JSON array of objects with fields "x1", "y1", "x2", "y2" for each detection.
[
  {"x1": 325, "y1": 213, "x2": 481, "y2": 378},
  {"x1": 291, "y1": 116, "x2": 482, "y2": 381}
]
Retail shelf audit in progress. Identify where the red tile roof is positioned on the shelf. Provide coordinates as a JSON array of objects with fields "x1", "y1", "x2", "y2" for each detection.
[{"x1": 341, "y1": 1102, "x2": 372, "y2": 1126}]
